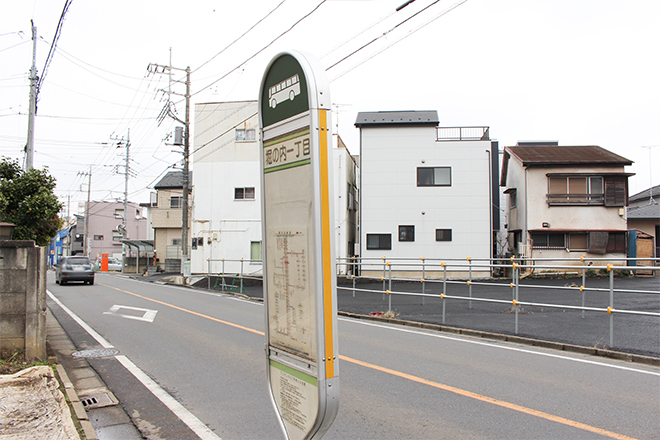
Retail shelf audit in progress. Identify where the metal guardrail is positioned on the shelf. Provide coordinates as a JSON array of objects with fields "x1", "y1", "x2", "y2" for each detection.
[
  {"x1": 436, "y1": 126, "x2": 490, "y2": 141},
  {"x1": 336, "y1": 257, "x2": 659, "y2": 349},
  {"x1": 206, "y1": 258, "x2": 263, "y2": 295},
  {"x1": 204, "y1": 256, "x2": 659, "y2": 349}
]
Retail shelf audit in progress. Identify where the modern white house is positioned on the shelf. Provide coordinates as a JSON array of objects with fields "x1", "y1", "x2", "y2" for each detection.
[
  {"x1": 190, "y1": 101, "x2": 360, "y2": 276},
  {"x1": 191, "y1": 101, "x2": 262, "y2": 276},
  {"x1": 500, "y1": 142, "x2": 633, "y2": 267},
  {"x1": 355, "y1": 110, "x2": 500, "y2": 278}
]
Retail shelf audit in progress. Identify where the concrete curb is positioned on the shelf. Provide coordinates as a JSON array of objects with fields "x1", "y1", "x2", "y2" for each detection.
[
  {"x1": 54, "y1": 364, "x2": 98, "y2": 440},
  {"x1": 46, "y1": 307, "x2": 143, "y2": 440}
]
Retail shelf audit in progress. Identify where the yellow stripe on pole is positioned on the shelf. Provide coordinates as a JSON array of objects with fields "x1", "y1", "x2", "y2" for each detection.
[{"x1": 319, "y1": 108, "x2": 335, "y2": 379}]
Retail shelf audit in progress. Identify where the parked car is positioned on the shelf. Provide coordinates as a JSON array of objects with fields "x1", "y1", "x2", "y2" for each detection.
[
  {"x1": 107, "y1": 257, "x2": 122, "y2": 272},
  {"x1": 56, "y1": 256, "x2": 95, "y2": 285}
]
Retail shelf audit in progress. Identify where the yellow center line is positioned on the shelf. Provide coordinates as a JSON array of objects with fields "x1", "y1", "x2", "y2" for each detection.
[
  {"x1": 102, "y1": 284, "x2": 263, "y2": 336},
  {"x1": 339, "y1": 355, "x2": 638, "y2": 440},
  {"x1": 104, "y1": 283, "x2": 639, "y2": 440}
]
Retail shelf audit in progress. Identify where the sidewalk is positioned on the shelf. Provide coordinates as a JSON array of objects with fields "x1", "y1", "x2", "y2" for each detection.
[{"x1": 46, "y1": 308, "x2": 143, "y2": 440}]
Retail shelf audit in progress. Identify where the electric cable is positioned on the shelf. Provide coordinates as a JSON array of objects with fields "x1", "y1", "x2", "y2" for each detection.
[
  {"x1": 38, "y1": 0, "x2": 73, "y2": 92},
  {"x1": 329, "y1": 0, "x2": 467, "y2": 81},
  {"x1": 191, "y1": 0, "x2": 327, "y2": 98},
  {"x1": 192, "y1": 0, "x2": 287, "y2": 75}
]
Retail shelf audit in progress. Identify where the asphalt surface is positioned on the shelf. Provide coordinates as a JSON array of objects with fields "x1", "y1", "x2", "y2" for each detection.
[
  {"x1": 201, "y1": 273, "x2": 660, "y2": 359},
  {"x1": 42, "y1": 271, "x2": 658, "y2": 439}
]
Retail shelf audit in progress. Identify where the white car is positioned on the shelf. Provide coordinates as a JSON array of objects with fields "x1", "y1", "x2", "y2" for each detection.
[{"x1": 107, "y1": 257, "x2": 122, "y2": 271}]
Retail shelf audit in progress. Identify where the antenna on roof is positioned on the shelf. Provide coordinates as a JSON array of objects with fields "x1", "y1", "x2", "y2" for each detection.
[{"x1": 641, "y1": 145, "x2": 658, "y2": 204}]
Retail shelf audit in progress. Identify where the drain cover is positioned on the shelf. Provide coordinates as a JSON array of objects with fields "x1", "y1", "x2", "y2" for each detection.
[
  {"x1": 72, "y1": 348, "x2": 119, "y2": 358},
  {"x1": 78, "y1": 392, "x2": 117, "y2": 410}
]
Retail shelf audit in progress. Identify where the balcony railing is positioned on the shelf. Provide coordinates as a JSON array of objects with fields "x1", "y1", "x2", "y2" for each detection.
[
  {"x1": 436, "y1": 126, "x2": 489, "y2": 141},
  {"x1": 547, "y1": 193, "x2": 605, "y2": 205}
]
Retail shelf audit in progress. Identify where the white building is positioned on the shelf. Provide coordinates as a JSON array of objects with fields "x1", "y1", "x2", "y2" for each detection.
[
  {"x1": 355, "y1": 110, "x2": 500, "y2": 278},
  {"x1": 191, "y1": 101, "x2": 262, "y2": 275},
  {"x1": 333, "y1": 135, "x2": 359, "y2": 275},
  {"x1": 191, "y1": 101, "x2": 359, "y2": 276}
]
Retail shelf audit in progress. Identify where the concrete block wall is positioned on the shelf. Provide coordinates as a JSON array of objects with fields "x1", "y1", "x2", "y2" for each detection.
[{"x1": 0, "y1": 241, "x2": 47, "y2": 361}]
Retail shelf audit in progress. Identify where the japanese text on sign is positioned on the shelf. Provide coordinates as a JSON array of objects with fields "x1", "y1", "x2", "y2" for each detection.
[{"x1": 264, "y1": 127, "x2": 311, "y2": 173}]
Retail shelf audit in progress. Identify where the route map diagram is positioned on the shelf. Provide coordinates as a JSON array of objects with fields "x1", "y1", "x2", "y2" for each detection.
[{"x1": 267, "y1": 227, "x2": 316, "y2": 360}]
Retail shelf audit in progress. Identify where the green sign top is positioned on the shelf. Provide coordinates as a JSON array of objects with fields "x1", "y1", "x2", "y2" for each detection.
[{"x1": 260, "y1": 54, "x2": 309, "y2": 127}]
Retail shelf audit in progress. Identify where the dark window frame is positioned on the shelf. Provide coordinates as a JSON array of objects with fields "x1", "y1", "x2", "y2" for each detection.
[
  {"x1": 398, "y1": 225, "x2": 415, "y2": 242},
  {"x1": 235, "y1": 187, "x2": 256, "y2": 200},
  {"x1": 435, "y1": 229, "x2": 452, "y2": 242},
  {"x1": 170, "y1": 196, "x2": 183, "y2": 209},
  {"x1": 417, "y1": 167, "x2": 452, "y2": 187},
  {"x1": 366, "y1": 233, "x2": 392, "y2": 250}
]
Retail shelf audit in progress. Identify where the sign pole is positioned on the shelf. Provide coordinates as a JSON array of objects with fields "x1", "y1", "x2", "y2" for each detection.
[{"x1": 259, "y1": 51, "x2": 339, "y2": 440}]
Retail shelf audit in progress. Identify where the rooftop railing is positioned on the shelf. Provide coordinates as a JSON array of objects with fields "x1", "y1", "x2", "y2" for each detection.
[{"x1": 436, "y1": 126, "x2": 490, "y2": 141}]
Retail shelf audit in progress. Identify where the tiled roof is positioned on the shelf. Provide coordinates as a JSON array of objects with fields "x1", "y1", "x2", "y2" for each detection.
[
  {"x1": 627, "y1": 203, "x2": 660, "y2": 219},
  {"x1": 505, "y1": 145, "x2": 633, "y2": 167},
  {"x1": 154, "y1": 171, "x2": 192, "y2": 189},
  {"x1": 629, "y1": 185, "x2": 660, "y2": 203},
  {"x1": 355, "y1": 110, "x2": 439, "y2": 127}
]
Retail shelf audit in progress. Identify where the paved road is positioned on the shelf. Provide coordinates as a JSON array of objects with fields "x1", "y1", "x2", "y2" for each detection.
[
  {"x1": 48, "y1": 272, "x2": 660, "y2": 439},
  {"x1": 227, "y1": 275, "x2": 660, "y2": 357}
]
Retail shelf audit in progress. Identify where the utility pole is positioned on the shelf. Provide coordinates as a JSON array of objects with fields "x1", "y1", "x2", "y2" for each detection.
[
  {"x1": 25, "y1": 21, "x2": 38, "y2": 170},
  {"x1": 148, "y1": 62, "x2": 192, "y2": 278},
  {"x1": 111, "y1": 130, "x2": 131, "y2": 239},
  {"x1": 77, "y1": 168, "x2": 92, "y2": 257},
  {"x1": 123, "y1": 129, "x2": 130, "y2": 239}
]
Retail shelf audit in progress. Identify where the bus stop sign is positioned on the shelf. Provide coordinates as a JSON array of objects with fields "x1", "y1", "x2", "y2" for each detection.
[{"x1": 259, "y1": 51, "x2": 339, "y2": 440}]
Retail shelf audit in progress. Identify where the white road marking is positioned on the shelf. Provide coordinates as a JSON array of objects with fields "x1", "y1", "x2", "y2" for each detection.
[
  {"x1": 104, "y1": 305, "x2": 158, "y2": 322},
  {"x1": 339, "y1": 317, "x2": 660, "y2": 377},
  {"x1": 47, "y1": 290, "x2": 222, "y2": 440},
  {"x1": 48, "y1": 290, "x2": 113, "y2": 349},
  {"x1": 114, "y1": 355, "x2": 221, "y2": 440}
]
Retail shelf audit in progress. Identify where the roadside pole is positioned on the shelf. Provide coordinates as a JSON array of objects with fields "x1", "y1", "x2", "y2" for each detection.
[{"x1": 259, "y1": 51, "x2": 339, "y2": 440}]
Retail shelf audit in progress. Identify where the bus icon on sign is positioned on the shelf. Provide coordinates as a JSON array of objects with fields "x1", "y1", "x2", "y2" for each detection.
[{"x1": 269, "y1": 74, "x2": 301, "y2": 109}]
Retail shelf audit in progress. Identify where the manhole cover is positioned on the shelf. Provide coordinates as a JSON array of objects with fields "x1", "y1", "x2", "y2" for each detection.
[
  {"x1": 78, "y1": 392, "x2": 117, "y2": 410},
  {"x1": 72, "y1": 348, "x2": 119, "y2": 358}
]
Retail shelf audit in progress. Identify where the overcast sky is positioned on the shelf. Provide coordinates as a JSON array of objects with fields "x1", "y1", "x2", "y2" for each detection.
[{"x1": 1, "y1": 0, "x2": 658, "y2": 214}]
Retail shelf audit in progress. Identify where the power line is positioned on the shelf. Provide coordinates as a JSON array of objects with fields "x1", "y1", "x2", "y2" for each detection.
[
  {"x1": 329, "y1": 0, "x2": 468, "y2": 81},
  {"x1": 37, "y1": 0, "x2": 73, "y2": 92},
  {"x1": 192, "y1": 0, "x2": 287, "y2": 75},
  {"x1": 191, "y1": 0, "x2": 327, "y2": 98},
  {"x1": 326, "y1": 0, "x2": 442, "y2": 71}
]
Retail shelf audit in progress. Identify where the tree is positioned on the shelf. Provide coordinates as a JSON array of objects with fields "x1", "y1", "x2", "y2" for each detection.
[{"x1": 0, "y1": 158, "x2": 63, "y2": 246}]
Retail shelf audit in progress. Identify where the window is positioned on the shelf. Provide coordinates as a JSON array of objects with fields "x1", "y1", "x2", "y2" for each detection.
[
  {"x1": 197, "y1": 237, "x2": 204, "y2": 247},
  {"x1": 251, "y1": 241, "x2": 262, "y2": 261},
  {"x1": 192, "y1": 237, "x2": 197, "y2": 250},
  {"x1": 417, "y1": 167, "x2": 451, "y2": 187},
  {"x1": 112, "y1": 231, "x2": 122, "y2": 242},
  {"x1": 93, "y1": 235, "x2": 104, "y2": 240},
  {"x1": 170, "y1": 196, "x2": 183, "y2": 209},
  {"x1": 547, "y1": 176, "x2": 605, "y2": 205},
  {"x1": 606, "y1": 232, "x2": 626, "y2": 253},
  {"x1": 366, "y1": 234, "x2": 391, "y2": 250},
  {"x1": 531, "y1": 232, "x2": 565, "y2": 249},
  {"x1": 235, "y1": 187, "x2": 255, "y2": 200},
  {"x1": 172, "y1": 238, "x2": 181, "y2": 246},
  {"x1": 236, "y1": 128, "x2": 256, "y2": 142},
  {"x1": 568, "y1": 233, "x2": 588, "y2": 251},
  {"x1": 398, "y1": 225, "x2": 415, "y2": 242},
  {"x1": 604, "y1": 177, "x2": 626, "y2": 207},
  {"x1": 509, "y1": 190, "x2": 517, "y2": 209},
  {"x1": 435, "y1": 229, "x2": 452, "y2": 242}
]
